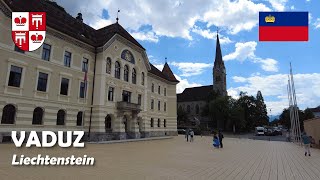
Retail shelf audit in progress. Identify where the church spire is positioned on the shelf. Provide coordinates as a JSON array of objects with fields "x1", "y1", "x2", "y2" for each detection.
[{"x1": 214, "y1": 31, "x2": 224, "y2": 67}]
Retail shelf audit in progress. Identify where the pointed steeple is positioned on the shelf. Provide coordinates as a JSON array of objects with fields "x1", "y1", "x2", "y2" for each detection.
[{"x1": 214, "y1": 33, "x2": 224, "y2": 67}]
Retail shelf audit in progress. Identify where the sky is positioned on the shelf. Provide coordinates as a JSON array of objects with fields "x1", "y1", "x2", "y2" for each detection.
[{"x1": 55, "y1": 0, "x2": 320, "y2": 116}]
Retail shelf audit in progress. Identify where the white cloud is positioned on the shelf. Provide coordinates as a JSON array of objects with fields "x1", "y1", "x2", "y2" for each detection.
[
  {"x1": 233, "y1": 76, "x2": 247, "y2": 83},
  {"x1": 154, "y1": 64, "x2": 164, "y2": 71},
  {"x1": 191, "y1": 26, "x2": 233, "y2": 44},
  {"x1": 56, "y1": 0, "x2": 272, "y2": 41},
  {"x1": 290, "y1": 5, "x2": 295, "y2": 10},
  {"x1": 170, "y1": 62, "x2": 212, "y2": 77},
  {"x1": 228, "y1": 73, "x2": 320, "y2": 115},
  {"x1": 314, "y1": 18, "x2": 320, "y2": 29},
  {"x1": 203, "y1": 0, "x2": 270, "y2": 34},
  {"x1": 175, "y1": 74, "x2": 202, "y2": 93},
  {"x1": 267, "y1": 0, "x2": 288, "y2": 11},
  {"x1": 131, "y1": 31, "x2": 159, "y2": 43},
  {"x1": 224, "y1": 41, "x2": 279, "y2": 72}
]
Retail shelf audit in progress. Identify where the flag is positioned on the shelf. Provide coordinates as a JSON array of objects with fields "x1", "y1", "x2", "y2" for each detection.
[{"x1": 259, "y1": 12, "x2": 308, "y2": 41}]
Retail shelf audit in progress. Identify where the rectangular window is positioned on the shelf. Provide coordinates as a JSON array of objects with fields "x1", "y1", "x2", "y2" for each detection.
[
  {"x1": 82, "y1": 58, "x2": 89, "y2": 72},
  {"x1": 14, "y1": 45, "x2": 24, "y2": 53},
  {"x1": 151, "y1": 83, "x2": 154, "y2": 92},
  {"x1": 151, "y1": 99, "x2": 154, "y2": 110},
  {"x1": 108, "y1": 87, "x2": 114, "y2": 101},
  {"x1": 164, "y1": 119, "x2": 166, "y2": 127},
  {"x1": 60, "y1": 78, "x2": 69, "y2": 95},
  {"x1": 122, "y1": 90, "x2": 131, "y2": 103},
  {"x1": 41, "y1": 43, "x2": 51, "y2": 61},
  {"x1": 37, "y1": 72, "x2": 48, "y2": 92},
  {"x1": 164, "y1": 102, "x2": 166, "y2": 112},
  {"x1": 164, "y1": 88, "x2": 167, "y2": 96},
  {"x1": 8, "y1": 65, "x2": 22, "y2": 87},
  {"x1": 138, "y1": 94, "x2": 142, "y2": 105},
  {"x1": 64, "y1": 51, "x2": 72, "y2": 67},
  {"x1": 158, "y1": 86, "x2": 161, "y2": 94},
  {"x1": 158, "y1": 101, "x2": 161, "y2": 111},
  {"x1": 80, "y1": 82, "x2": 86, "y2": 98}
]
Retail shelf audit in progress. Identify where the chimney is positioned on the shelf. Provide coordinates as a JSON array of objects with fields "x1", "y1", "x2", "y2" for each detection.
[{"x1": 76, "y1": 12, "x2": 83, "y2": 22}]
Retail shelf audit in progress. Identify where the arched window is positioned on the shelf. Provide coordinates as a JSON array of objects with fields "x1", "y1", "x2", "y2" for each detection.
[
  {"x1": 132, "y1": 68, "x2": 136, "y2": 84},
  {"x1": 32, "y1": 107, "x2": 43, "y2": 125},
  {"x1": 105, "y1": 115, "x2": 112, "y2": 130},
  {"x1": 77, "y1": 111, "x2": 83, "y2": 126},
  {"x1": 57, "y1": 109, "x2": 65, "y2": 125},
  {"x1": 1, "y1": 104, "x2": 16, "y2": 124},
  {"x1": 187, "y1": 105, "x2": 191, "y2": 113},
  {"x1": 157, "y1": 119, "x2": 160, "y2": 127},
  {"x1": 141, "y1": 72, "x2": 145, "y2": 85},
  {"x1": 164, "y1": 119, "x2": 166, "y2": 127},
  {"x1": 196, "y1": 104, "x2": 200, "y2": 114},
  {"x1": 106, "y1": 57, "x2": 111, "y2": 74},
  {"x1": 115, "y1": 61, "x2": 120, "y2": 79},
  {"x1": 151, "y1": 118, "x2": 154, "y2": 127},
  {"x1": 124, "y1": 65, "x2": 129, "y2": 82}
]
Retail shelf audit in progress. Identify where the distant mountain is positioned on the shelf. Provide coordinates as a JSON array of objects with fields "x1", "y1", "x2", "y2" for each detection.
[{"x1": 269, "y1": 115, "x2": 280, "y2": 122}]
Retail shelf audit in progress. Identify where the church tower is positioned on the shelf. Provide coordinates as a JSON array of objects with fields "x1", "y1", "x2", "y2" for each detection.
[{"x1": 213, "y1": 33, "x2": 227, "y2": 96}]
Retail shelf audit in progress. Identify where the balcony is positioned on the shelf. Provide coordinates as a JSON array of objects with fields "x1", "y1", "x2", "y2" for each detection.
[{"x1": 117, "y1": 101, "x2": 141, "y2": 113}]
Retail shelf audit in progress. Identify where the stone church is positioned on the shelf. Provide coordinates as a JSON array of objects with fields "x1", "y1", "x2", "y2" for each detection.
[{"x1": 177, "y1": 33, "x2": 227, "y2": 129}]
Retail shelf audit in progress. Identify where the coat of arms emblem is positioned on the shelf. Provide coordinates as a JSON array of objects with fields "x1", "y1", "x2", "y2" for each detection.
[{"x1": 11, "y1": 12, "x2": 46, "y2": 51}]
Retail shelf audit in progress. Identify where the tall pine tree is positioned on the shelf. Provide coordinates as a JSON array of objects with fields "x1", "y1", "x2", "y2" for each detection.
[{"x1": 255, "y1": 91, "x2": 269, "y2": 126}]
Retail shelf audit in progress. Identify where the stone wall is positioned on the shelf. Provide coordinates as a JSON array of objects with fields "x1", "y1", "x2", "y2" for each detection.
[{"x1": 304, "y1": 118, "x2": 320, "y2": 145}]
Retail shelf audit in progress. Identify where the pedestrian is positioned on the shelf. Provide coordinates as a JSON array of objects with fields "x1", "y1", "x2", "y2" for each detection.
[
  {"x1": 190, "y1": 130, "x2": 194, "y2": 142},
  {"x1": 286, "y1": 131, "x2": 290, "y2": 142},
  {"x1": 301, "y1": 132, "x2": 311, "y2": 156},
  {"x1": 185, "y1": 129, "x2": 189, "y2": 142},
  {"x1": 218, "y1": 130, "x2": 224, "y2": 148},
  {"x1": 213, "y1": 133, "x2": 220, "y2": 148}
]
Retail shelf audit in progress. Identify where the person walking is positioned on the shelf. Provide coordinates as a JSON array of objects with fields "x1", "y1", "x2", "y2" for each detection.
[
  {"x1": 190, "y1": 130, "x2": 194, "y2": 142},
  {"x1": 302, "y1": 132, "x2": 311, "y2": 156},
  {"x1": 213, "y1": 133, "x2": 220, "y2": 148},
  {"x1": 218, "y1": 130, "x2": 224, "y2": 148},
  {"x1": 185, "y1": 129, "x2": 189, "y2": 142}
]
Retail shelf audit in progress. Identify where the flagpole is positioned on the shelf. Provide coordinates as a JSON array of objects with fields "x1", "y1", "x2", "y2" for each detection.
[
  {"x1": 290, "y1": 63, "x2": 301, "y2": 145},
  {"x1": 288, "y1": 77, "x2": 296, "y2": 142},
  {"x1": 287, "y1": 82, "x2": 294, "y2": 142}
]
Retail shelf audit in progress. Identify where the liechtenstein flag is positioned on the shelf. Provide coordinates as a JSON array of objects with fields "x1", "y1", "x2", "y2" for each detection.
[{"x1": 259, "y1": 12, "x2": 308, "y2": 41}]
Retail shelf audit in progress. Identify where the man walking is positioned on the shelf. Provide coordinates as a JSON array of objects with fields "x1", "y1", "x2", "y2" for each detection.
[
  {"x1": 218, "y1": 130, "x2": 224, "y2": 148},
  {"x1": 190, "y1": 130, "x2": 194, "y2": 142},
  {"x1": 302, "y1": 132, "x2": 311, "y2": 156}
]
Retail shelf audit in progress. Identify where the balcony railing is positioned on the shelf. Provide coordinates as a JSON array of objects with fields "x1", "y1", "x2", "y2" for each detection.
[{"x1": 117, "y1": 101, "x2": 141, "y2": 112}]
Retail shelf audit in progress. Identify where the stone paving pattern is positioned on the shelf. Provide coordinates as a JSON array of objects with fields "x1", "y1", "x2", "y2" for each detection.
[{"x1": 0, "y1": 135, "x2": 320, "y2": 180}]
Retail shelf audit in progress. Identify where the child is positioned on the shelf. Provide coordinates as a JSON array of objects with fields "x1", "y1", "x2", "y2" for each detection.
[{"x1": 213, "y1": 134, "x2": 220, "y2": 148}]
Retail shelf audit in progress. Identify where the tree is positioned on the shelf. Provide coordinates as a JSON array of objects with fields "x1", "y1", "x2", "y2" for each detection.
[
  {"x1": 278, "y1": 107, "x2": 314, "y2": 131},
  {"x1": 255, "y1": 91, "x2": 269, "y2": 126},
  {"x1": 237, "y1": 92, "x2": 257, "y2": 131}
]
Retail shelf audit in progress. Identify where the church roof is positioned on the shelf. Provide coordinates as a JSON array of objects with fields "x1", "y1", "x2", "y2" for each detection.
[
  {"x1": 214, "y1": 34, "x2": 225, "y2": 67},
  {"x1": 177, "y1": 85, "x2": 213, "y2": 102}
]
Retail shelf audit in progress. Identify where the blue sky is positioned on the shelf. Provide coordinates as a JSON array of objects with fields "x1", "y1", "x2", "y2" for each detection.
[{"x1": 56, "y1": 0, "x2": 320, "y2": 115}]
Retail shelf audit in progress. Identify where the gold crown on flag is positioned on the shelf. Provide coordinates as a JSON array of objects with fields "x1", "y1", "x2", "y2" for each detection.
[{"x1": 265, "y1": 15, "x2": 275, "y2": 23}]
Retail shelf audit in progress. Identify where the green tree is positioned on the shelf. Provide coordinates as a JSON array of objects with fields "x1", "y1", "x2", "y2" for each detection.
[{"x1": 255, "y1": 91, "x2": 269, "y2": 126}]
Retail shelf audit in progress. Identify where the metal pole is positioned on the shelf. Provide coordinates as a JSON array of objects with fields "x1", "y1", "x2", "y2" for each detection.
[
  {"x1": 287, "y1": 83, "x2": 294, "y2": 142},
  {"x1": 288, "y1": 77, "x2": 296, "y2": 142},
  {"x1": 290, "y1": 63, "x2": 302, "y2": 145}
]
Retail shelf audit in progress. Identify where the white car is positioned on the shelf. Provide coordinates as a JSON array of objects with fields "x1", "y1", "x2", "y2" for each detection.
[{"x1": 255, "y1": 127, "x2": 265, "y2": 136}]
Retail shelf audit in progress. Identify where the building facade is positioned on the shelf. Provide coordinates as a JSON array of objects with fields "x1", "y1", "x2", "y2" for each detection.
[
  {"x1": 0, "y1": 0, "x2": 179, "y2": 142},
  {"x1": 177, "y1": 34, "x2": 227, "y2": 129}
]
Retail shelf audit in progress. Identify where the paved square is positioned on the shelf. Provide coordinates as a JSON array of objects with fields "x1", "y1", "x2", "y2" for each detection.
[{"x1": 0, "y1": 136, "x2": 320, "y2": 180}]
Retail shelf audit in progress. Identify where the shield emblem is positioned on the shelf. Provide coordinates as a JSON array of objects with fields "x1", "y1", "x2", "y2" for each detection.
[{"x1": 12, "y1": 12, "x2": 46, "y2": 52}]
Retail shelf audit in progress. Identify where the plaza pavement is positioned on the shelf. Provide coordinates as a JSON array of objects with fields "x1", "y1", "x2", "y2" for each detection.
[{"x1": 0, "y1": 135, "x2": 320, "y2": 180}]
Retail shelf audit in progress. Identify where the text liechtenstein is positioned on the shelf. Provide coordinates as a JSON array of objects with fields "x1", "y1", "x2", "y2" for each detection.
[{"x1": 11, "y1": 131, "x2": 95, "y2": 166}]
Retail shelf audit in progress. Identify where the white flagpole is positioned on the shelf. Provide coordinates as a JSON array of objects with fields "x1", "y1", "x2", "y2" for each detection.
[
  {"x1": 290, "y1": 63, "x2": 301, "y2": 145},
  {"x1": 287, "y1": 82, "x2": 294, "y2": 142},
  {"x1": 288, "y1": 77, "x2": 296, "y2": 142}
]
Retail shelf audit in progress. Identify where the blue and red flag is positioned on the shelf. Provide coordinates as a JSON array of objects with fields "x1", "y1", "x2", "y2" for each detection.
[{"x1": 259, "y1": 12, "x2": 308, "y2": 41}]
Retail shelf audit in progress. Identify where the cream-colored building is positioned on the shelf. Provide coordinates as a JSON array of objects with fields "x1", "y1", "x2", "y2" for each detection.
[{"x1": 0, "y1": 0, "x2": 179, "y2": 142}]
